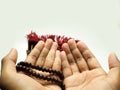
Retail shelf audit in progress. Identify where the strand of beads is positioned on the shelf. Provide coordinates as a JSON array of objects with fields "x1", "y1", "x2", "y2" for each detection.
[{"x1": 16, "y1": 61, "x2": 65, "y2": 90}]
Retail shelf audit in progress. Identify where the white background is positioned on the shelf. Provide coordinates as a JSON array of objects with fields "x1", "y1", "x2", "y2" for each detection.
[{"x1": 0, "y1": 0, "x2": 120, "y2": 72}]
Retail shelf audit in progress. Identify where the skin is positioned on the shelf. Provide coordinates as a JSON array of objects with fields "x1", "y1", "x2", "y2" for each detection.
[
  {"x1": 0, "y1": 38, "x2": 120, "y2": 90},
  {"x1": 61, "y1": 39, "x2": 120, "y2": 90},
  {"x1": 0, "y1": 39, "x2": 62, "y2": 90}
]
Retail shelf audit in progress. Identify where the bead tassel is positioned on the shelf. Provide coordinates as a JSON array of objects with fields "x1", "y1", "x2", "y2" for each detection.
[{"x1": 27, "y1": 31, "x2": 79, "y2": 54}]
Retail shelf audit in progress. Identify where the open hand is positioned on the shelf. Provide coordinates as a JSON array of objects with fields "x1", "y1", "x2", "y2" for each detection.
[
  {"x1": 1, "y1": 39, "x2": 62, "y2": 90},
  {"x1": 61, "y1": 39, "x2": 120, "y2": 90}
]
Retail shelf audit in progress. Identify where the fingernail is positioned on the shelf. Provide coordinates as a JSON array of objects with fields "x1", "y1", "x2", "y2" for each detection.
[
  {"x1": 112, "y1": 52, "x2": 119, "y2": 61},
  {"x1": 9, "y1": 48, "x2": 15, "y2": 55},
  {"x1": 9, "y1": 48, "x2": 14, "y2": 52},
  {"x1": 114, "y1": 53, "x2": 119, "y2": 60}
]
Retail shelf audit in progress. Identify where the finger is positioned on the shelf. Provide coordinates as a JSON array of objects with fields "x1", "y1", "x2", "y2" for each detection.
[
  {"x1": 36, "y1": 39, "x2": 53, "y2": 66},
  {"x1": 68, "y1": 39, "x2": 89, "y2": 72},
  {"x1": 77, "y1": 41, "x2": 101, "y2": 70},
  {"x1": 25, "y1": 41, "x2": 44, "y2": 64},
  {"x1": 108, "y1": 53, "x2": 120, "y2": 88},
  {"x1": 61, "y1": 51, "x2": 72, "y2": 78},
  {"x1": 108, "y1": 53, "x2": 120, "y2": 69},
  {"x1": 62, "y1": 43, "x2": 79, "y2": 73},
  {"x1": 43, "y1": 42, "x2": 58, "y2": 68},
  {"x1": 52, "y1": 50, "x2": 61, "y2": 71},
  {"x1": 1, "y1": 48, "x2": 18, "y2": 75}
]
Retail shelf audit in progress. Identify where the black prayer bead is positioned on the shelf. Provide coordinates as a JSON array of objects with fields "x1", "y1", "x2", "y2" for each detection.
[
  {"x1": 16, "y1": 61, "x2": 65, "y2": 90},
  {"x1": 16, "y1": 61, "x2": 64, "y2": 80}
]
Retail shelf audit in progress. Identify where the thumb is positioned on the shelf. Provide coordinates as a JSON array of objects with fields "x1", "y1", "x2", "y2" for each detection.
[
  {"x1": 108, "y1": 53, "x2": 120, "y2": 86},
  {"x1": 1, "y1": 48, "x2": 18, "y2": 74}
]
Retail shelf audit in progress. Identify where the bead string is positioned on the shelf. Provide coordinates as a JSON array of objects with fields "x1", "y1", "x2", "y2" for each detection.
[
  {"x1": 16, "y1": 62, "x2": 65, "y2": 90},
  {"x1": 17, "y1": 61, "x2": 64, "y2": 80}
]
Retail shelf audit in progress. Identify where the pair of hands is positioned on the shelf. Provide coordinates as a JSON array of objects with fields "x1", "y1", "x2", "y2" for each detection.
[{"x1": 0, "y1": 39, "x2": 120, "y2": 90}]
